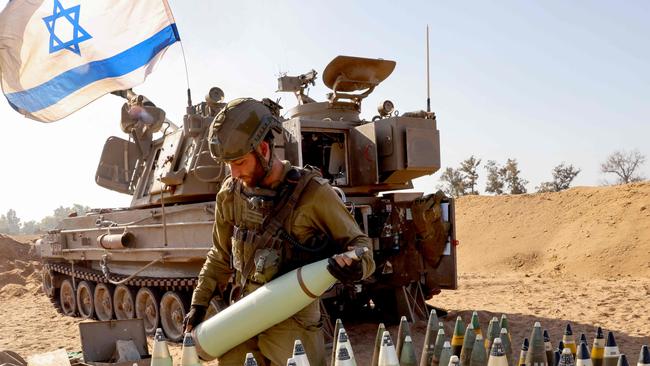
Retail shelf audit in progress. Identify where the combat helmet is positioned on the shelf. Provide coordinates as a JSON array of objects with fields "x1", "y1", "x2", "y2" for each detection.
[{"x1": 208, "y1": 98, "x2": 282, "y2": 163}]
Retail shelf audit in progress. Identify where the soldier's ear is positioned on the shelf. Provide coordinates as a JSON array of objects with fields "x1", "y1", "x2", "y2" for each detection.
[{"x1": 258, "y1": 141, "x2": 271, "y2": 159}]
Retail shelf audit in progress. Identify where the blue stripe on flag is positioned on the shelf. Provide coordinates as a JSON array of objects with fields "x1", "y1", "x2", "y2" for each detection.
[{"x1": 6, "y1": 24, "x2": 179, "y2": 113}]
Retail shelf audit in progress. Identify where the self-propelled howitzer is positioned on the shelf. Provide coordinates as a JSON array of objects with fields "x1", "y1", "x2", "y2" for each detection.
[{"x1": 38, "y1": 55, "x2": 458, "y2": 342}]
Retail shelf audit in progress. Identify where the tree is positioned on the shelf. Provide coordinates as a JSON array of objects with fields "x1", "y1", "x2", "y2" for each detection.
[
  {"x1": 439, "y1": 167, "x2": 465, "y2": 197},
  {"x1": 600, "y1": 149, "x2": 646, "y2": 184},
  {"x1": 459, "y1": 155, "x2": 481, "y2": 195},
  {"x1": 0, "y1": 209, "x2": 21, "y2": 235},
  {"x1": 485, "y1": 160, "x2": 505, "y2": 195},
  {"x1": 503, "y1": 158, "x2": 528, "y2": 194},
  {"x1": 537, "y1": 163, "x2": 581, "y2": 192},
  {"x1": 0, "y1": 215, "x2": 6, "y2": 234},
  {"x1": 39, "y1": 204, "x2": 92, "y2": 231},
  {"x1": 21, "y1": 220, "x2": 41, "y2": 234}
]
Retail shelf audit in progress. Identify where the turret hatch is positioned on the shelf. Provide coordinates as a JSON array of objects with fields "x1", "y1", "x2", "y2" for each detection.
[{"x1": 322, "y1": 55, "x2": 396, "y2": 106}]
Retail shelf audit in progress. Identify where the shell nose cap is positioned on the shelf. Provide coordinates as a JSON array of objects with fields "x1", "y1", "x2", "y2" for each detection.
[
  {"x1": 183, "y1": 332, "x2": 195, "y2": 347},
  {"x1": 576, "y1": 342, "x2": 590, "y2": 360},
  {"x1": 639, "y1": 346, "x2": 650, "y2": 364},
  {"x1": 565, "y1": 324, "x2": 573, "y2": 335},
  {"x1": 616, "y1": 354, "x2": 629, "y2": 366},
  {"x1": 154, "y1": 328, "x2": 165, "y2": 341}
]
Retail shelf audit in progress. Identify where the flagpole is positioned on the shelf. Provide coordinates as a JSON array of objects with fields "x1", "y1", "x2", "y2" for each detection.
[{"x1": 163, "y1": 0, "x2": 192, "y2": 107}]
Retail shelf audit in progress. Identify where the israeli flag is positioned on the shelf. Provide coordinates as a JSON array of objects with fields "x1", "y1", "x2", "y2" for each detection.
[{"x1": 0, "y1": 0, "x2": 180, "y2": 122}]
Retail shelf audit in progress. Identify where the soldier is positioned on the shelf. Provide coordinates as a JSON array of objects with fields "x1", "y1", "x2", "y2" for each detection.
[{"x1": 183, "y1": 98, "x2": 375, "y2": 366}]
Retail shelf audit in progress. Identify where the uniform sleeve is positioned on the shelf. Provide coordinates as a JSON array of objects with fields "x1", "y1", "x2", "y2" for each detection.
[
  {"x1": 191, "y1": 183, "x2": 235, "y2": 307},
  {"x1": 298, "y1": 181, "x2": 376, "y2": 279}
]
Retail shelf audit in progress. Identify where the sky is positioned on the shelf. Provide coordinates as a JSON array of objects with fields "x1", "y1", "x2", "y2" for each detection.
[{"x1": 1, "y1": 0, "x2": 649, "y2": 222}]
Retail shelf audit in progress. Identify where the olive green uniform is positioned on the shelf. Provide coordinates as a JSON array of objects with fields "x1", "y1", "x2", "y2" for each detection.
[{"x1": 191, "y1": 161, "x2": 375, "y2": 366}]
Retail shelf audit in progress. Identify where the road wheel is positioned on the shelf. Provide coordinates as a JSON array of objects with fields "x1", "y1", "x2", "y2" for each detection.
[
  {"x1": 94, "y1": 283, "x2": 114, "y2": 321},
  {"x1": 76, "y1": 281, "x2": 95, "y2": 319},
  {"x1": 204, "y1": 295, "x2": 227, "y2": 321},
  {"x1": 113, "y1": 285, "x2": 136, "y2": 320},
  {"x1": 135, "y1": 287, "x2": 160, "y2": 335},
  {"x1": 42, "y1": 270, "x2": 55, "y2": 298},
  {"x1": 160, "y1": 291, "x2": 188, "y2": 342},
  {"x1": 59, "y1": 278, "x2": 77, "y2": 316}
]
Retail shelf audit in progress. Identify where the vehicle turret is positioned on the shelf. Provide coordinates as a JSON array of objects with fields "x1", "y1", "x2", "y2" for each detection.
[{"x1": 96, "y1": 87, "x2": 228, "y2": 208}]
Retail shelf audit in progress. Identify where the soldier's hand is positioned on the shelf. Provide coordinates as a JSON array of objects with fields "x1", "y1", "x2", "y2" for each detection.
[
  {"x1": 326, "y1": 249, "x2": 364, "y2": 284},
  {"x1": 183, "y1": 305, "x2": 207, "y2": 332}
]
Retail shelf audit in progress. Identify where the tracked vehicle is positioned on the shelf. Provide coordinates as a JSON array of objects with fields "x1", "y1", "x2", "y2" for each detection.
[{"x1": 38, "y1": 55, "x2": 458, "y2": 341}]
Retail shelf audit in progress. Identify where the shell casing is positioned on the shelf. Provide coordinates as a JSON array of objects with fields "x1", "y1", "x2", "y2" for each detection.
[
  {"x1": 460, "y1": 323, "x2": 477, "y2": 366},
  {"x1": 396, "y1": 316, "x2": 412, "y2": 359},
  {"x1": 400, "y1": 335, "x2": 418, "y2": 366},
  {"x1": 372, "y1": 323, "x2": 386, "y2": 366},
  {"x1": 526, "y1": 322, "x2": 549, "y2": 366},
  {"x1": 378, "y1": 331, "x2": 400, "y2": 366},
  {"x1": 471, "y1": 335, "x2": 488, "y2": 366}
]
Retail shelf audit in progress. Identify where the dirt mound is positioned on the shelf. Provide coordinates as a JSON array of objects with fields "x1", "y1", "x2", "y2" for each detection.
[
  {"x1": 0, "y1": 234, "x2": 42, "y2": 294},
  {"x1": 455, "y1": 182, "x2": 650, "y2": 279}
]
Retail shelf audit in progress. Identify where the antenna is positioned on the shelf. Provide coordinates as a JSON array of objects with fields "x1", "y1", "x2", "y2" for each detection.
[
  {"x1": 178, "y1": 35, "x2": 192, "y2": 108},
  {"x1": 426, "y1": 24, "x2": 431, "y2": 113}
]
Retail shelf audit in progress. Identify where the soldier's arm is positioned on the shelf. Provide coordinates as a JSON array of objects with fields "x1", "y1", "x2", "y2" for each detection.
[
  {"x1": 191, "y1": 188, "x2": 234, "y2": 307},
  {"x1": 305, "y1": 181, "x2": 376, "y2": 279}
]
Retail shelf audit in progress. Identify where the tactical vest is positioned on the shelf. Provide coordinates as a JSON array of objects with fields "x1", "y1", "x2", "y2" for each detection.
[{"x1": 228, "y1": 166, "x2": 329, "y2": 297}]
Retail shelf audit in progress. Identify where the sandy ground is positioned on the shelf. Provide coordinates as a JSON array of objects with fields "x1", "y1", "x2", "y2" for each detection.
[{"x1": 1, "y1": 182, "x2": 649, "y2": 365}]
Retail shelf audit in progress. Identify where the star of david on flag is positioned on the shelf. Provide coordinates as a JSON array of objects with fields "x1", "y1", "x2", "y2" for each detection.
[
  {"x1": 0, "y1": 0, "x2": 180, "y2": 122},
  {"x1": 42, "y1": 0, "x2": 93, "y2": 56}
]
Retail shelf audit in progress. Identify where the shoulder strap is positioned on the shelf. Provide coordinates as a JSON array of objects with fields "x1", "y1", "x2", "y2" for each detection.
[
  {"x1": 238, "y1": 168, "x2": 320, "y2": 287},
  {"x1": 232, "y1": 178, "x2": 243, "y2": 224},
  {"x1": 269, "y1": 168, "x2": 320, "y2": 231}
]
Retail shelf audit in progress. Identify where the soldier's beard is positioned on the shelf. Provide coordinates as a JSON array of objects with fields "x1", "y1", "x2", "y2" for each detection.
[{"x1": 238, "y1": 161, "x2": 267, "y2": 188}]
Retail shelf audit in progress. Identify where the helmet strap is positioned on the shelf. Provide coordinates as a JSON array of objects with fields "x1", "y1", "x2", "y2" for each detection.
[{"x1": 253, "y1": 142, "x2": 274, "y2": 181}]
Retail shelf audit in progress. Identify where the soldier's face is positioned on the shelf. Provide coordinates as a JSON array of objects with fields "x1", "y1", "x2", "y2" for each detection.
[{"x1": 227, "y1": 152, "x2": 265, "y2": 187}]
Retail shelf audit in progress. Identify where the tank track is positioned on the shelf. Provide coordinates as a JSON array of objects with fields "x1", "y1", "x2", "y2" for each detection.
[
  {"x1": 44, "y1": 262, "x2": 201, "y2": 340},
  {"x1": 44, "y1": 262, "x2": 198, "y2": 290},
  {"x1": 48, "y1": 288, "x2": 66, "y2": 316}
]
